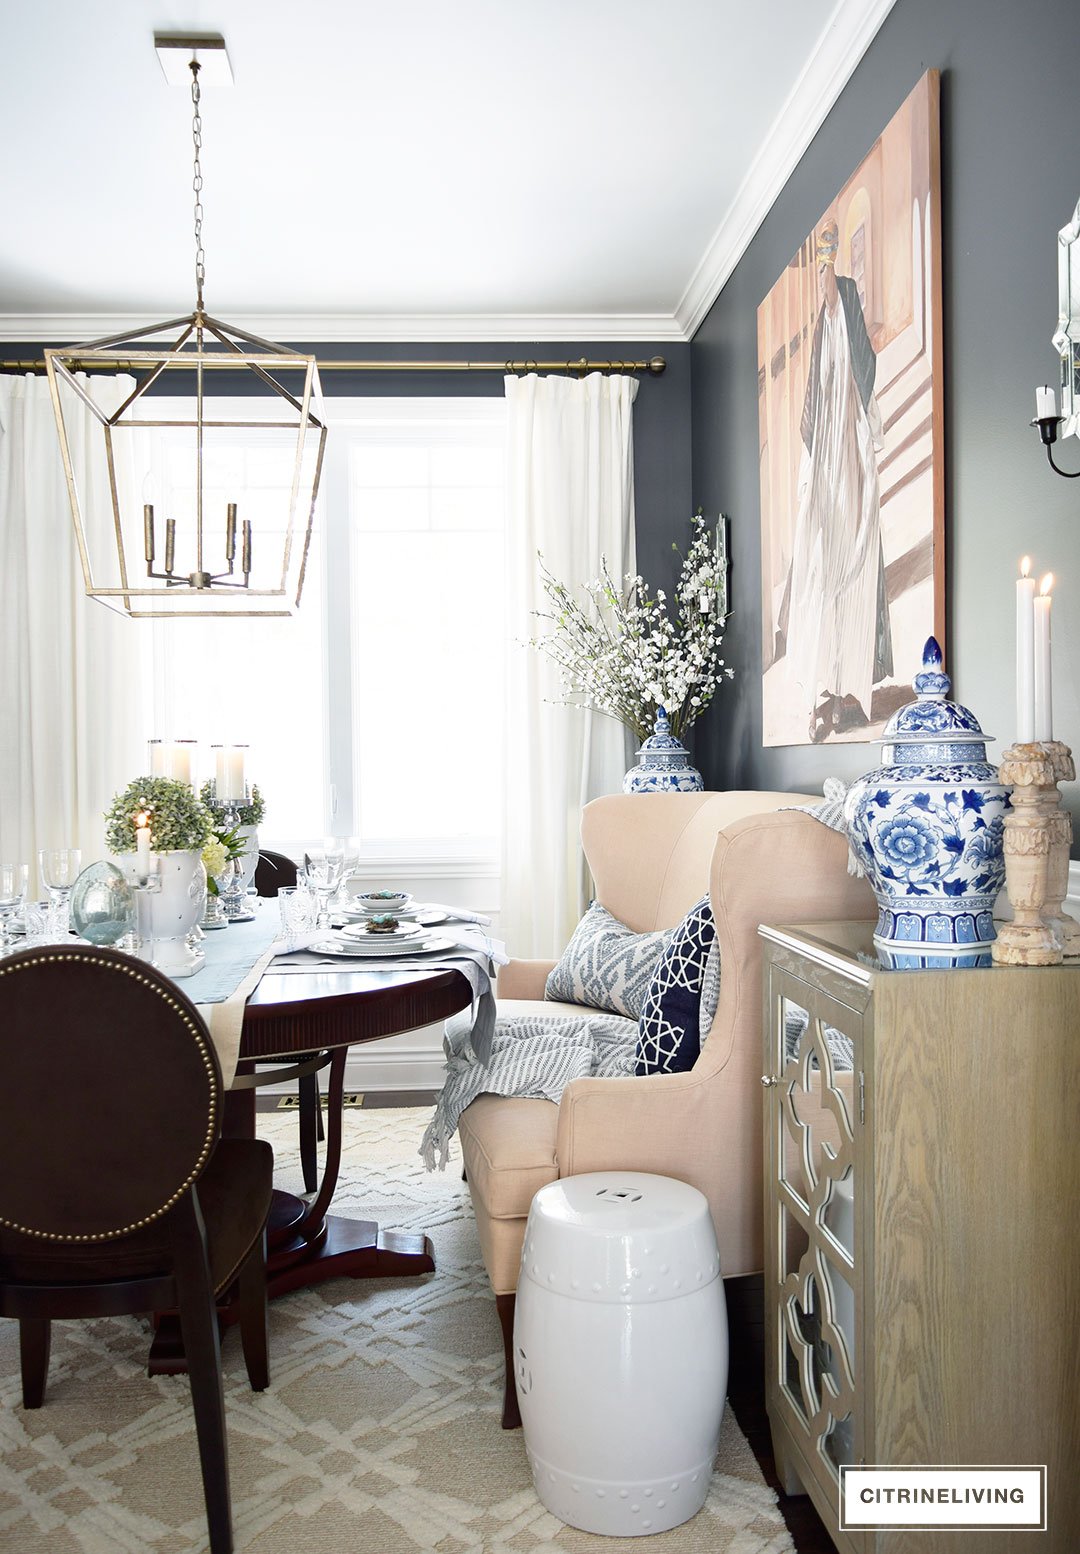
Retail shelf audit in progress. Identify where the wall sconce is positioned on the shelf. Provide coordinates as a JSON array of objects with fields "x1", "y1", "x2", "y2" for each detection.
[{"x1": 1031, "y1": 386, "x2": 1080, "y2": 478}]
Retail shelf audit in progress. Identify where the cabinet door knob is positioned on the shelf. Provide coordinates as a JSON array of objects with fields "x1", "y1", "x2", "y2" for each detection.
[{"x1": 760, "y1": 1074, "x2": 779, "y2": 1087}]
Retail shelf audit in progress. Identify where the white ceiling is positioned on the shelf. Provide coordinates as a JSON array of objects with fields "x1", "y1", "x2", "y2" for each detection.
[{"x1": 2, "y1": 0, "x2": 894, "y2": 341}]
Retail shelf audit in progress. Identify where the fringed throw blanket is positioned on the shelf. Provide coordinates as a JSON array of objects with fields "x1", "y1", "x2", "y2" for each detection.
[{"x1": 420, "y1": 1008, "x2": 638, "y2": 1170}]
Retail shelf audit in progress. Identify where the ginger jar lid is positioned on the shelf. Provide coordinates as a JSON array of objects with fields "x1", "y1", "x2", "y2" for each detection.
[
  {"x1": 880, "y1": 637, "x2": 991, "y2": 749},
  {"x1": 635, "y1": 707, "x2": 687, "y2": 760}
]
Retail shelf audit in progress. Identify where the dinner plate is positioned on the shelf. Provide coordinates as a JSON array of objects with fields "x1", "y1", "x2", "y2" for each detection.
[{"x1": 307, "y1": 935, "x2": 454, "y2": 959}]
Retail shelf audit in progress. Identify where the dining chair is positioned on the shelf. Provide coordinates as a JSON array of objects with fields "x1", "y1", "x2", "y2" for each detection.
[
  {"x1": 0, "y1": 945, "x2": 273, "y2": 1554},
  {"x1": 252, "y1": 849, "x2": 325, "y2": 1192}
]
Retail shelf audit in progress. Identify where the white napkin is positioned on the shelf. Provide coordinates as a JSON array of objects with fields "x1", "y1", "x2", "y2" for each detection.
[
  {"x1": 425, "y1": 903, "x2": 492, "y2": 926},
  {"x1": 439, "y1": 923, "x2": 508, "y2": 966},
  {"x1": 271, "y1": 931, "x2": 323, "y2": 955}
]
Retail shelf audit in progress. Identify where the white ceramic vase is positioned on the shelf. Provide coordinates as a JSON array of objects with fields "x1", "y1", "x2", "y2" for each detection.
[{"x1": 116, "y1": 848, "x2": 207, "y2": 978}]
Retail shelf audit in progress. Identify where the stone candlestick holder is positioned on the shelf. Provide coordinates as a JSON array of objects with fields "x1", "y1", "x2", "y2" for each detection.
[{"x1": 993, "y1": 740, "x2": 1079, "y2": 966}]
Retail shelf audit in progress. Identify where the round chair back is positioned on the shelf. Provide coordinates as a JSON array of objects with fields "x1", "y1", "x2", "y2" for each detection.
[{"x1": 0, "y1": 946, "x2": 221, "y2": 1242}]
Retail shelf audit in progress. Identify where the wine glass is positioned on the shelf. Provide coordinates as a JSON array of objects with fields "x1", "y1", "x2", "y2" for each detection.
[
  {"x1": 332, "y1": 835, "x2": 362, "y2": 909},
  {"x1": 0, "y1": 862, "x2": 30, "y2": 955},
  {"x1": 303, "y1": 840, "x2": 344, "y2": 928},
  {"x1": 39, "y1": 848, "x2": 82, "y2": 939}
]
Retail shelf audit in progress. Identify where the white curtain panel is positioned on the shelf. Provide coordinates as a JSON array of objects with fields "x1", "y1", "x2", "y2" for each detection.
[
  {"x1": 501, "y1": 371, "x2": 639, "y2": 959},
  {"x1": 0, "y1": 373, "x2": 146, "y2": 894}
]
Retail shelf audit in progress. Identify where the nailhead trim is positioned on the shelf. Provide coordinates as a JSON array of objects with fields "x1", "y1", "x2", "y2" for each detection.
[{"x1": 0, "y1": 950, "x2": 220, "y2": 1242}]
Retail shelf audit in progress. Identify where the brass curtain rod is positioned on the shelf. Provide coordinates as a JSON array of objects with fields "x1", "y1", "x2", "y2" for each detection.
[{"x1": 0, "y1": 354, "x2": 666, "y2": 376}]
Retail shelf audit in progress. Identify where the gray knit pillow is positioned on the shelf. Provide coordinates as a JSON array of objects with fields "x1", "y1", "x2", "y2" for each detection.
[{"x1": 545, "y1": 903, "x2": 672, "y2": 1020}]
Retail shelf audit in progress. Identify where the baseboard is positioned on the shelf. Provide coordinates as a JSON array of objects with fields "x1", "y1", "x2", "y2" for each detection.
[{"x1": 259, "y1": 1042, "x2": 447, "y2": 1095}]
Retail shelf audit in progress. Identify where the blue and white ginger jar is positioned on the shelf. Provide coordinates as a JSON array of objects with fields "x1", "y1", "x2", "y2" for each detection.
[
  {"x1": 843, "y1": 638, "x2": 1008, "y2": 950},
  {"x1": 623, "y1": 708, "x2": 704, "y2": 794}
]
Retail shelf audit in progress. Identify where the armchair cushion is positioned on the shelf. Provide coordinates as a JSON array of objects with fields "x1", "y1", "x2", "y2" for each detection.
[
  {"x1": 544, "y1": 902, "x2": 671, "y2": 1019},
  {"x1": 636, "y1": 895, "x2": 717, "y2": 1075}
]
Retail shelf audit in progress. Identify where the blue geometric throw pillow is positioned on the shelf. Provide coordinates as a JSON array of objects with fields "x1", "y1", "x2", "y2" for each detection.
[
  {"x1": 545, "y1": 902, "x2": 671, "y2": 1020},
  {"x1": 635, "y1": 895, "x2": 717, "y2": 1075}
]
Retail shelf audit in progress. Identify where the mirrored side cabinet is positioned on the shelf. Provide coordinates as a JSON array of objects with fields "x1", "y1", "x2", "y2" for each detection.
[{"x1": 759, "y1": 921, "x2": 1080, "y2": 1554}]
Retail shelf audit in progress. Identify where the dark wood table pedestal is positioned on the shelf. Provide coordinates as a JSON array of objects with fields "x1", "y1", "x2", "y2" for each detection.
[{"x1": 148, "y1": 963, "x2": 469, "y2": 1375}]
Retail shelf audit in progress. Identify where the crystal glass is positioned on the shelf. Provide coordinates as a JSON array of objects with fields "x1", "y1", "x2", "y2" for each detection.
[
  {"x1": 278, "y1": 883, "x2": 319, "y2": 947},
  {"x1": 0, "y1": 863, "x2": 29, "y2": 955},
  {"x1": 302, "y1": 841, "x2": 344, "y2": 928},
  {"x1": 39, "y1": 847, "x2": 83, "y2": 939}
]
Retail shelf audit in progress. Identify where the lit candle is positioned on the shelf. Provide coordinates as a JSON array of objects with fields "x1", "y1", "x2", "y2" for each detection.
[
  {"x1": 1034, "y1": 573, "x2": 1054, "y2": 742},
  {"x1": 1035, "y1": 385, "x2": 1058, "y2": 421},
  {"x1": 1016, "y1": 557, "x2": 1036, "y2": 743},
  {"x1": 215, "y1": 744, "x2": 247, "y2": 802},
  {"x1": 135, "y1": 810, "x2": 152, "y2": 885}
]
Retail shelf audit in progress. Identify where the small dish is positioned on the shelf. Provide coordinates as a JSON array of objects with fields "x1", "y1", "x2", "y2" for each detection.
[{"x1": 356, "y1": 890, "x2": 413, "y2": 915}]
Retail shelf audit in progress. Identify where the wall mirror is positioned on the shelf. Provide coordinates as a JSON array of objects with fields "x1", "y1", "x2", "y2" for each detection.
[{"x1": 1053, "y1": 197, "x2": 1080, "y2": 440}]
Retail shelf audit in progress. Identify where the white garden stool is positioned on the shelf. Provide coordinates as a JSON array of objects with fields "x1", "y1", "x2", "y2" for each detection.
[{"x1": 514, "y1": 1171, "x2": 728, "y2": 1537}]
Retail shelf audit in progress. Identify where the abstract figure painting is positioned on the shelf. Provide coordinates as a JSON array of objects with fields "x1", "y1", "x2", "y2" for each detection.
[{"x1": 758, "y1": 70, "x2": 943, "y2": 747}]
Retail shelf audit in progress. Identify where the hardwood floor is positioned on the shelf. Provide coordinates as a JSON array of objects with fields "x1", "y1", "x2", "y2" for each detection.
[{"x1": 726, "y1": 1273, "x2": 836, "y2": 1554}]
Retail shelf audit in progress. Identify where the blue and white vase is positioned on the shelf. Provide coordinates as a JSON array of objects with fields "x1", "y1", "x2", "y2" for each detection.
[
  {"x1": 844, "y1": 638, "x2": 1008, "y2": 951},
  {"x1": 623, "y1": 708, "x2": 704, "y2": 794}
]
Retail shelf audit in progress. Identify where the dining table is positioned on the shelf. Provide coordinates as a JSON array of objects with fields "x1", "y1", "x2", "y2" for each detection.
[{"x1": 148, "y1": 931, "x2": 477, "y2": 1374}]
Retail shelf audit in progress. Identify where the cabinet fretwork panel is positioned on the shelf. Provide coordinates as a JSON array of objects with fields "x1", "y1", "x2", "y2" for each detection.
[{"x1": 760, "y1": 922, "x2": 1080, "y2": 1554}]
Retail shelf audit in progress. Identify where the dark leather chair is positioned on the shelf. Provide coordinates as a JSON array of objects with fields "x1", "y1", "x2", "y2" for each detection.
[
  {"x1": 252, "y1": 847, "x2": 297, "y2": 897},
  {"x1": 0, "y1": 945, "x2": 273, "y2": 1554},
  {"x1": 252, "y1": 849, "x2": 325, "y2": 1192}
]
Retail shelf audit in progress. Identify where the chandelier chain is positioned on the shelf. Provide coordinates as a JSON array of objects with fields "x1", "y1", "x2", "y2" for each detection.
[{"x1": 190, "y1": 61, "x2": 206, "y2": 309}]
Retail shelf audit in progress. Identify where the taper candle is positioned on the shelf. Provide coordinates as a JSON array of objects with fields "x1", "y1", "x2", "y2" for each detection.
[
  {"x1": 1034, "y1": 574, "x2": 1054, "y2": 742},
  {"x1": 1017, "y1": 556, "x2": 1036, "y2": 743},
  {"x1": 135, "y1": 810, "x2": 152, "y2": 885}
]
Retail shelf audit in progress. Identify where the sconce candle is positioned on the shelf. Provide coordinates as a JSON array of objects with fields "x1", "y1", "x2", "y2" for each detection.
[
  {"x1": 1016, "y1": 557, "x2": 1036, "y2": 743},
  {"x1": 1034, "y1": 574, "x2": 1054, "y2": 742},
  {"x1": 1035, "y1": 384, "x2": 1058, "y2": 421}
]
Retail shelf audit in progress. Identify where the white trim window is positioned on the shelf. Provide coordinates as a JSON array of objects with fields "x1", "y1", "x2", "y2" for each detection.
[{"x1": 142, "y1": 396, "x2": 506, "y2": 877}]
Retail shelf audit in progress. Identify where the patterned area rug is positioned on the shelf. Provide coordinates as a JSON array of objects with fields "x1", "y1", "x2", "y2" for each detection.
[{"x1": 0, "y1": 1108, "x2": 794, "y2": 1553}]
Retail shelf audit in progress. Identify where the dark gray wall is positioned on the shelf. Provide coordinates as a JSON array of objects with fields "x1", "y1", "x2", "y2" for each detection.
[
  {"x1": 8, "y1": 338, "x2": 692, "y2": 588},
  {"x1": 685, "y1": 0, "x2": 1080, "y2": 842}
]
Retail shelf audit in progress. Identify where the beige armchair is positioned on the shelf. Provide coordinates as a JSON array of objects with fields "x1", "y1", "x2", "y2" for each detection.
[{"x1": 458, "y1": 791, "x2": 875, "y2": 1425}]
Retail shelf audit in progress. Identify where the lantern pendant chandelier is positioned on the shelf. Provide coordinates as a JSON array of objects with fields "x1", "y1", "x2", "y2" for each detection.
[{"x1": 44, "y1": 38, "x2": 326, "y2": 618}]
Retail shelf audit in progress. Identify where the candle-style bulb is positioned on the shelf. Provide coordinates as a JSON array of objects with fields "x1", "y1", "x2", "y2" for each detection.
[
  {"x1": 1040, "y1": 572, "x2": 1054, "y2": 595},
  {"x1": 1035, "y1": 385, "x2": 1058, "y2": 420},
  {"x1": 1020, "y1": 555, "x2": 1031, "y2": 578},
  {"x1": 143, "y1": 503, "x2": 155, "y2": 564}
]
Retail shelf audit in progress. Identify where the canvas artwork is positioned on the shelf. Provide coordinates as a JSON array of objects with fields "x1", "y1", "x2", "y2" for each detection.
[{"x1": 757, "y1": 69, "x2": 943, "y2": 747}]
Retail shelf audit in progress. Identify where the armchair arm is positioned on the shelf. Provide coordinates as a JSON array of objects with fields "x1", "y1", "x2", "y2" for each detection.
[
  {"x1": 555, "y1": 1056, "x2": 763, "y2": 1278},
  {"x1": 496, "y1": 958, "x2": 558, "y2": 1000}
]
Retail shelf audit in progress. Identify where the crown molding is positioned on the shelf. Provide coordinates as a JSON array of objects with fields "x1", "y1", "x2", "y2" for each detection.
[
  {"x1": 675, "y1": 0, "x2": 898, "y2": 339},
  {"x1": 0, "y1": 311, "x2": 689, "y2": 346}
]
